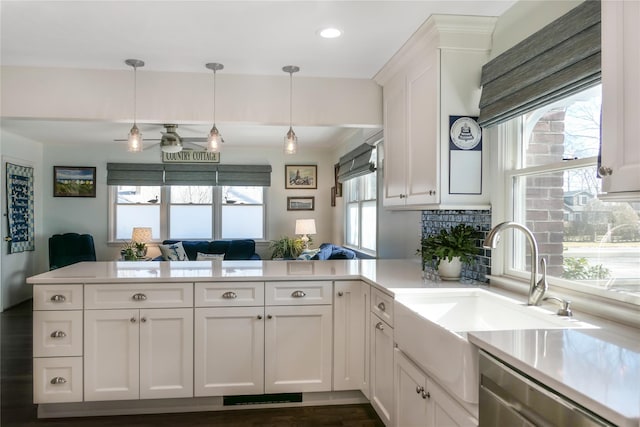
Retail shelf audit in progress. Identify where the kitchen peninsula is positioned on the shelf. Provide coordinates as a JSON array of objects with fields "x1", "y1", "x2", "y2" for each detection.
[{"x1": 27, "y1": 259, "x2": 639, "y2": 426}]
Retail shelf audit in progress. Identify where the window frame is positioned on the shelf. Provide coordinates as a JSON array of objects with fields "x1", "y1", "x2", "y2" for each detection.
[{"x1": 343, "y1": 171, "x2": 377, "y2": 256}]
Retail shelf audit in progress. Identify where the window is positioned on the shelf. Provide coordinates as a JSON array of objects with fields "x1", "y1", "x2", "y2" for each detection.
[
  {"x1": 344, "y1": 165, "x2": 377, "y2": 254},
  {"x1": 111, "y1": 185, "x2": 265, "y2": 242},
  {"x1": 504, "y1": 85, "x2": 640, "y2": 301}
]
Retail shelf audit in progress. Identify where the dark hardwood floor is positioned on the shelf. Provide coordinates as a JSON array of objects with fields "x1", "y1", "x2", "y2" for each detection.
[{"x1": 2, "y1": 300, "x2": 384, "y2": 427}]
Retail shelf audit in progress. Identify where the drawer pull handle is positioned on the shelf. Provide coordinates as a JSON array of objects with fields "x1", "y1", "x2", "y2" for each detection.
[
  {"x1": 222, "y1": 291, "x2": 238, "y2": 299},
  {"x1": 50, "y1": 294, "x2": 66, "y2": 302},
  {"x1": 132, "y1": 293, "x2": 147, "y2": 301},
  {"x1": 291, "y1": 290, "x2": 306, "y2": 298},
  {"x1": 375, "y1": 322, "x2": 384, "y2": 331},
  {"x1": 50, "y1": 377, "x2": 67, "y2": 385},
  {"x1": 377, "y1": 302, "x2": 386, "y2": 311},
  {"x1": 50, "y1": 330, "x2": 67, "y2": 338}
]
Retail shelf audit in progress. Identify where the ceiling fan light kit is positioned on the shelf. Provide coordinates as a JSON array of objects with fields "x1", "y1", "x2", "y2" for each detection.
[
  {"x1": 205, "y1": 62, "x2": 224, "y2": 153},
  {"x1": 160, "y1": 124, "x2": 184, "y2": 153},
  {"x1": 125, "y1": 59, "x2": 145, "y2": 153},
  {"x1": 283, "y1": 65, "x2": 300, "y2": 155}
]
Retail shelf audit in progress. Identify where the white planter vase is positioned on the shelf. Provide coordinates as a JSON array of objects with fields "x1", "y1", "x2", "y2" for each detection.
[{"x1": 437, "y1": 257, "x2": 462, "y2": 281}]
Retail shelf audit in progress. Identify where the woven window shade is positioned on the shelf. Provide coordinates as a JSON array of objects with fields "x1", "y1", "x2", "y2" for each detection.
[
  {"x1": 217, "y1": 165, "x2": 272, "y2": 187},
  {"x1": 106, "y1": 163, "x2": 164, "y2": 186},
  {"x1": 337, "y1": 143, "x2": 376, "y2": 183},
  {"x1": 163, "y1": 164, "x2": 218, "y2": 186},
  {"x1": 478, "y1": 0, "x2": 601, "y2": 128}
]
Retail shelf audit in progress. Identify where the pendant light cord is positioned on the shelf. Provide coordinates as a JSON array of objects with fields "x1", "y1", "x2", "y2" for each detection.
[
  {"x1": 132, "y1": 65, "x2": 137, "y2": 125},
  {"x1": 212, "y1": 69, "x2": 217, "y2": 125},
  {"x1": 289, "y1": 71, "x2": 293, "y2": 128}
]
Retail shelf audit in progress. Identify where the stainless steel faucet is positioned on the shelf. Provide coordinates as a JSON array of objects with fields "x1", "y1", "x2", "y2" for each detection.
[{"x1": 483, "y1": 221, "x2": 548, "y2": 306}]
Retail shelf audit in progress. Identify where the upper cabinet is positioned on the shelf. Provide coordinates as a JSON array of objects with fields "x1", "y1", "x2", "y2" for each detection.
[
  {"x1": 375, "y1": 16, "x2": 496, "y2": 210},
  {"x1": 600, "y1": 0, "x2": 640, "y2": 200}
]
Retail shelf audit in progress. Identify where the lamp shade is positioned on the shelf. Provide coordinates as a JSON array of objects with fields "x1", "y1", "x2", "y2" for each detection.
[
  {"x1": 295, "y1": 219, "x2": 316, "y2": 236},
  {"x1": 131, "y1": 227, "x2": 152, "y2": 243}
]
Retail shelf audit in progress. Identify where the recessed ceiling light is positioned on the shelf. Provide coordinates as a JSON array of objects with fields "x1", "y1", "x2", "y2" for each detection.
[{"x1": 319, "y1": 27, "x2": 342, "y2": 39}]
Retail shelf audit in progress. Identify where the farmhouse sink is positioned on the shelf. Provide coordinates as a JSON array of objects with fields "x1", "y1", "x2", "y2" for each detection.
[{"x1": 392, "y1": 287, "x2": 596, "y2": 405}]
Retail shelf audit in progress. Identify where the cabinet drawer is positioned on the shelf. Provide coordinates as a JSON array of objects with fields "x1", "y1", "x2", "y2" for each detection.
[
  {"x1": 33, "y1": 285, "x2": 83, "y2": 311},
  {"x1": 85, "y1": 283, "x2": 193, "y2": 309},
  {"x1": 266, "y1": 281, "x2": 332, "y2": 305},
  {"x1": 33, "y1": 357, "x2": 83, "y2": 403},
  {"x1": 371, "y1": 288, "x2": 394, "y2": 327},
  {"x1": 195, "y1": 282, "x2": 264, "y2": 307},
  {"x1": 33, "y1": 311, "x2": 83, "y2": 357}
]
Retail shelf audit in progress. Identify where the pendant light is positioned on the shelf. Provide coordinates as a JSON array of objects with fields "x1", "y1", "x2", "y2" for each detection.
[
  {"x1": 283, "y1": 65, "x2": 300, "y2": 155},
  {"x1": 205, "y1": 62, "x2": 224, "y2": 153},
  {"x1": 125, "y1": 59, "x2": 145, "y2": 152}
]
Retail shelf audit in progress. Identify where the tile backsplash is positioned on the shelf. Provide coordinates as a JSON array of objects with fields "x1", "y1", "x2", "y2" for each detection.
[{"x1": 420, "y1": 209, "x2": 492, "y2": 283}]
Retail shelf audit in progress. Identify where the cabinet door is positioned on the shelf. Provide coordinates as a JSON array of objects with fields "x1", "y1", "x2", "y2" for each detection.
[
  {"x1": 370, "y1": 314, "x2": 394, "y2": 426},
  {"x1": 395, "y1": 349, "x2": 428, "y2": 427},
  {"x1": 194, "y1": 306, "x2": 264, "y2": 396},
  {"x1": 265, "y1": 305, "x2": 332, "y2": 393},
  {"x1": 334, "y1": 281, "x2": 368, "y2": 392},
  {"x1": 383, "y1": 73, "x2": 409, "y2": 207},
  {"x1": 139, "y1": 308, "x2": 193, "y2": 399},
  {"x1": 406, "y1": 51, "x2": 439, "y2": 205},
  {"x1": 84, "y1": 309, "x2": 139, "y2": 401},
  {"x1": 428, "y1": 379, "x2": 477, "y2": 427},
  {"x1": 601, "y1": 0, "x2": 640, "y2": 195}
]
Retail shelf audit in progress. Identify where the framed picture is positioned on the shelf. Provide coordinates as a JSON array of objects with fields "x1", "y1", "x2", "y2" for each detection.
[
  {"x1": 53, "y1": 166, "x2": 96, "y2": 198},
  {"x1": 331, "y1": 186, "x2": 336, "y2": 207},
  {"x1": 285, "y1": 165, "x2": 317, "y2": 189},
  {"x1": 287, "y1": 196, "x2": 315, "y2": 211},
  {"x1": 333, "y1": 163, "x2": 342, "y2": 197}
]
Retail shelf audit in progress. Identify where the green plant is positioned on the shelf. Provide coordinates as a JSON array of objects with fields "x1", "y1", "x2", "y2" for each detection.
[
  {"x1": 562, "y1": 257, "x2": 611, "y2": 280},
  {"x1": 418, "y1": 224, "x2": 480, "y2": 268},
  {"x1": 269, "y1": 236, "x2": 306, "y2": 259},
  {"x1": 121, "y1": 241, "x2": 138, "y2": 261}
]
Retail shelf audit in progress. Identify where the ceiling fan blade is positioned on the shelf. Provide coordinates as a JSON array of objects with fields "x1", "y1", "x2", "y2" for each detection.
[
  {"x1": 113, "y1": 138, "x2": 161, "y2": 142},
  {"x1": 181, "y1": 137, "x2": 208, "y2": 142}
]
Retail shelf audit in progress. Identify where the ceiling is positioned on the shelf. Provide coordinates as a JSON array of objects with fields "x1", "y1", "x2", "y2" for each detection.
[{"x1": 0, "y1": 1, "x2": 515, "y2": 150}]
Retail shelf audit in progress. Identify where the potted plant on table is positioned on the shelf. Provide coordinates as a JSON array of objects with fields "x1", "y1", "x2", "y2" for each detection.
[
  {"x1": 419, "y1": 224, "x2": 480, "y2": 280},
  {"x1": 269, "y1": 236, "x2": 307, "y2": 259}
]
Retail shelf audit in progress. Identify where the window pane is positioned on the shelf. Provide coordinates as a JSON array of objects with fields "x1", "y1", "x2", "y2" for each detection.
[
  {"x1": 346, "y1": 203, "x2": 359, "y2": 246},
  {"x1": 117, "y1": 186, "x2": 160, "y2": 204},
  {"x1": 221, "y1": 206, "x2": 264, "y2": 239},
  {"x1": 513, "y1": 166, "x2": 640, "y2": 297},
  {"x1": 170, "y1": 186, "x2": 213, "y2": 204},
  {"x1": 116, "y1": 205, "x2": 160, "y2": 240},
  {"x1": 363, "y1": 173, "x2": 377, "y2": 200},
  {"x1": 361, "y1": 200, "x2": 377, "y2": 251},
  {"x1": 223, "y1": 186, "x2": 263, "y2": 204},
  {"x1": 169, "y1": 205, "x2": 212, "y2": 239}
]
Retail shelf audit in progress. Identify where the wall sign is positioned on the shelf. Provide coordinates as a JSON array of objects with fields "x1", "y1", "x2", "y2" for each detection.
[
  {"x1": 162, "y1": 150, "x2": 220, "y2": 163},
  {"x1": 6, "y1": 162, "x2": 34, "y2": 253},
  {"x1": 449, "y1": 116, "x2": 482, "y2": 195}
]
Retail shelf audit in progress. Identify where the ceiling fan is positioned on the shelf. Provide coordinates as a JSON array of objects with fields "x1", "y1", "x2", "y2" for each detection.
[{"x1": 115, "y1": 124, "x2": 208, "y2": 152}]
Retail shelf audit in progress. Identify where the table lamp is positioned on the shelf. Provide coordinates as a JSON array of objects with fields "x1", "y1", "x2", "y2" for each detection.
[
  {"x1": 131, "y1": 227, "x2": 152, "y2": 257},
  {"x1": 295, "y1": 219, "x2": 316, "y2": 250}
]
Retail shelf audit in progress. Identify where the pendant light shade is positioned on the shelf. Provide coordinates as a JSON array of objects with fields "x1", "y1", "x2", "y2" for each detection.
[
  {"x1": 125, "y1": 59, "x2": 144, "y2": 153},
  {"x1": 283, "y1": 65, "x2": 300, "y2": 155},
  {"x1": 205, "y1": 62, "x2": 224, "y2": 153}
]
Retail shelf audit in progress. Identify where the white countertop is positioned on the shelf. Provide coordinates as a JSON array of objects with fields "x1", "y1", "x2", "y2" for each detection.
[{"x1": 27, "y1": 259, "x2": 640, "y2": 425}]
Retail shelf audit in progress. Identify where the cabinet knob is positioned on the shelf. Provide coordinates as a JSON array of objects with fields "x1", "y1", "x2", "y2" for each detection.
[
  {"x1": 291, "y1": 290, "x2": 306, "y2": 298},
  {"x1": 132, "y1": 293, "x2": 147, "y2": 301},
  {"x1": 50, "y1": 376, "x2": 67, "y2": 385},
  {"x1": 428, "y1": 190, "x2": 436, "y2": 196},
  {"x1": 416, "y1": 386, "x2": 424, "y2": 394},
  {"x1": 422, "y1": 390, "x2": 431, "y2": 399},
  {"x1": 375, "y1": 322, "x2": 384, "y2": 331},
  {"x1": 598, "y1": 165, "x2": 613, "y2": 176},
  {"x1": 337, "y1": 291, "x2": 344, "y2": 297},
  {"x1": 377, "y1": 302, "x2": 386, "y2": 311},
  {"x1": 140, "y1": 317, "x2": 147, "y2": 323},
  {"x1": 267, "y1": 314, "x2": 273, "y2": 319},
  {"x1": 50, "y1": 294, "x2": 66, "y2": 303},
  {"x1": 50, "y1": 330, "x2": 67, "y2": 339},
  {"x1": 130, "y1": 317, "x2": 137, "y2": 323},
  {"x1": 222, "y1": 291, "x2": 238, "y2": 299},
  {"x1": 399, "y1": 194, "x2": 406, "y2": 199},
  {"x1": 257, "y1": 315, "x2": 263, "y2": 320}
]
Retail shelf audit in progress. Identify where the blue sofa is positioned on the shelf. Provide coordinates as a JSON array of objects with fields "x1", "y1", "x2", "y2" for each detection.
[
  {"x1": 156, "y1": 239, "x2": 260, "y2": 261},
  {"x1": 310, "y1": 243, "x2": 357, "y2": 260}
]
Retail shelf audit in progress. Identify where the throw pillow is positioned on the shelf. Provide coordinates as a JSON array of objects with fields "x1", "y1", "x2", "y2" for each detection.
[
  {"x1": 296, "y1": 249, "x2": 321, "y2": 260},
  {"x1": 196, "y1": 252, "x2": 225, "y2": 261},
  {"x1": 159, "y1": 242, "x2": 188, "y2": 261}
]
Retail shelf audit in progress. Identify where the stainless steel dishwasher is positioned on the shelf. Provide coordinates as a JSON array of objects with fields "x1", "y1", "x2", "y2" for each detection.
[{"x1": 479, "y1": 350, "x2": 614, "y2": 426}]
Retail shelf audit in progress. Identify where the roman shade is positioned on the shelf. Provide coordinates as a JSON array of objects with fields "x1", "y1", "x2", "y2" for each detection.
[
  {"x1": 478, "y1": 0, "x2": 601, "y2": 128},
  {"x1": 107, "y1": 163, "x2": 272, "y2": 186},
  {"x1": 106, "y1": 163, "x2": 164, "y2": 186},
  {"x1": 337, "y1": 143, "x2": 376, "y2": 183}
]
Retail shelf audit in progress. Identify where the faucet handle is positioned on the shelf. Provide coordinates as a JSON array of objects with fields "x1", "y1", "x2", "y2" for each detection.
[
  {"x1": 543, "y1": 295, "x2": 573, "y2": 317},
  {"x1": 530, "y1": 258, "x2": 548, "y2": 306}
]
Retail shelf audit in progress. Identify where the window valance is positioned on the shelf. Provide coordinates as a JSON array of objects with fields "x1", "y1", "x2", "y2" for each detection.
[
  {"x1": 337, "y1": 143, "x2": 376, "y2": 183},
  {"x1": 478, "y1": 0, "x2": 601, "y2": 128},
  {"x1": 107, "y1": 163, "x2": 272, "y2": 187}
]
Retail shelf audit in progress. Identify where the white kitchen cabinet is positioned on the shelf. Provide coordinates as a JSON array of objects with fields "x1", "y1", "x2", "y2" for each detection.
[
  {"x1": 370, "y1": 313, "x2": 394, "y2": 426},
  {"x1": 600, "y1": 0, "x2": 640, "y2": 199},
  {"x1": 375, "y1": 15, "x2": 495, "y2": 210},
  {"x1": 333, "y1": 281, "x2": 370, "y2": 394},
  {"x1": 194, "y1": 306, "x2": 265, "y2": 396},
  {"x1": 264, "y1": 304, "x2": 333, "y2": 393},
  {"x1": 84, "y1": 308, "x2": 193, "y2": 401},
  {"x1": 395, "y1": 349, "x2": 477, "y2": 427}
]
